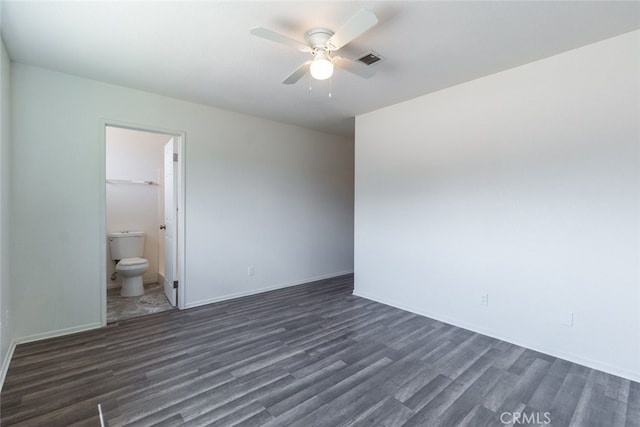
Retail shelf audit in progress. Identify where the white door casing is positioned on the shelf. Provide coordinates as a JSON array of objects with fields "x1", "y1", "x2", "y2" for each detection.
[{"x1": 163, "y1": 138, "x2": 178, "y2": 307}]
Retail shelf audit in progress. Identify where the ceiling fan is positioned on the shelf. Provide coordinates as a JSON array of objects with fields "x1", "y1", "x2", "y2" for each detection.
[{"x1": 250, "y1": 9, "x2": 379, "y2": 85}]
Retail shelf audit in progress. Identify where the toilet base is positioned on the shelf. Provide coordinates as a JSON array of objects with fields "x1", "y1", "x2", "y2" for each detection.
[{"x1": 121, "y1": 275, "x2": 145, "y2": 297}]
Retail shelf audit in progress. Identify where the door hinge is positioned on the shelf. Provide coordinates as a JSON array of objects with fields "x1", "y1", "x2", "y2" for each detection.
[
  {"x1": 173, "y1": 153, "x2": 178, "y2": 162},
  {"x1": 173, "y1": 280, "x2": 178, "y2": 289}
]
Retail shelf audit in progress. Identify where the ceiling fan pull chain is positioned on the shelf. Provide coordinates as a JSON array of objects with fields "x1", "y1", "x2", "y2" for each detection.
[
  {"x1": 308, "y1": 72, "x2": 312, "y2": 93},
  {"x1": 329, "y1": 77, "x2": 332, "y2": 98}
]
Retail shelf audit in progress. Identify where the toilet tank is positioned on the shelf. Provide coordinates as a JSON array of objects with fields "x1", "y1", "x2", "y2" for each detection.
[{"x1": 108, "y1": 231, "x2": 145, "y2": 260}]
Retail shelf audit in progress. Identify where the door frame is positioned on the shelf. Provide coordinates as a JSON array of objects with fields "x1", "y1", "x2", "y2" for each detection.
[{"x1": 100, "y1": 119, "x2": 187, "y2": 326}]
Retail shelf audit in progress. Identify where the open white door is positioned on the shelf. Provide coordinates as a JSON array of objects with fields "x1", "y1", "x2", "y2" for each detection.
[{"x1": 163, "y1": 138, "x2": 178, "y2": 307}]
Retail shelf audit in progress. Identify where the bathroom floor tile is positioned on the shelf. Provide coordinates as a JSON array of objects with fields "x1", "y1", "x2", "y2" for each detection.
[{"x1": 107, "y1": 282, "x2": 174, "y2": 323}]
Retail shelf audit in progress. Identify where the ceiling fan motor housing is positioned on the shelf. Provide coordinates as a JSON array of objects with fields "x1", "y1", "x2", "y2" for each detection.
[{"x1": 305, "y1": 28, "x2": 335, "y2": 50}]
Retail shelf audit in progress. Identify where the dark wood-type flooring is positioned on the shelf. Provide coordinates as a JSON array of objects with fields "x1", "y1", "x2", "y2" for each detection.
[{"x1": 1, "y1": 274, "x2": 638, "y2": 426}]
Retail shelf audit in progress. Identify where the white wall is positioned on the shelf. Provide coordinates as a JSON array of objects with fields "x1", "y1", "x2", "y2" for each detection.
[
  {"x1": 106, "y1": 126, "x2": 170, "y2": 287},
  {"x1": 10, "y1": 64, "x2": 354, "y2": 340},
  {"x1": 355, "y1": 31, "x2": 640, "y2": 381},
  {"x1": 0, "y1": 30, "x2": 14, "y2": 380}
]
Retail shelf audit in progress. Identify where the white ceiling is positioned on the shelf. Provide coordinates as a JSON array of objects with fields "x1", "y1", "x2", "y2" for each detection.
[{"x1": 1, "y1": 1, "x2": 638, "y2": 136}]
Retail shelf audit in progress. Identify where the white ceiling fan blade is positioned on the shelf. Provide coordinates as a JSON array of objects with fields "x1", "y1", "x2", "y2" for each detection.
[
  {"x1": 327, "y1": 9, "x2": 378, "y2": 51},
  {"x1": 283, "y1": 61, "x2": 312, "y2": 85},
  {"x1": 334, "y1": 57, "x2": 376, "y2": 79},
  {"x1": 250, "y1": 27, "x2": 311, "y2": 52}
]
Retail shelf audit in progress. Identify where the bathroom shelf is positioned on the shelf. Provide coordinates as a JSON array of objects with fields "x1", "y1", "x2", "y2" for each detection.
[{"x1": 106, "y1": 179, "x2": 156, "y2": 185}]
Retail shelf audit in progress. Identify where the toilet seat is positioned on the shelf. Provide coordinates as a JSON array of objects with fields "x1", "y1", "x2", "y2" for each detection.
[
  {"x1": 117, "y1": 257, "x2": 147, "y2": 267},
  {"x1": 116, "y1": 257, "x2": 148, "y2": 275}
]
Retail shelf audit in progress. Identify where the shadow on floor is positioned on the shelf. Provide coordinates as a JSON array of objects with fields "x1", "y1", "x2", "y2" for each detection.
[{"x1": 107, "y1": 282, "x2": 174, "y2": 323}]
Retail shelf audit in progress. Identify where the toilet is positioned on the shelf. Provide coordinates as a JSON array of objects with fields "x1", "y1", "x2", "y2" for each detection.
[{"x1": 108, "y1": 231, "x2": 149, "y2": 297}]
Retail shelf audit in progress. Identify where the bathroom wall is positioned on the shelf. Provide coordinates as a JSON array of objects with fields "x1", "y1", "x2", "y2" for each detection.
[
  {"x1": 106, "y1": 126, "x2": 170, "y2": 287},
  {"x1": 10, "y1": 63, "x2": 354, "y2": 341},
  {"x1": 0, "y1": 24, "x2": 14, "y2": 384},
  {"x1": 354, "y1": 31, "x2": 640, "y2": 380}
]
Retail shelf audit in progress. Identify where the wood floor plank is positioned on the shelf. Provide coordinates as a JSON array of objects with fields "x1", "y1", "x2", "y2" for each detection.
[
  {"x1": 548, "y1": 373, "x2": 589, "y2": 427},
  {"x1": 435, "y1": 366, "x2": 503, "y2": 427},
  {"x1": 497, "y1": 357, "x2": 552, "y2": 415},
  {"x1": 402, "y1": 374, "x2": 452, "y2": 412},
  {"x1": 457, "y1": 404, "x2": 497, "y2": 427},
  {"x1": 350, "y1": 396, "x2": 414, "y2": 427},
  {"x1": 288, "y1": 358, "x2": 422, "y2": 427},
  {"x1": 479, "y1": 370, "x2": 520, "y2": 412},
  {"x1": 527, "y1": 358, "x2": 572, "y2": 412},
  {"x1": 266, "y1": 357, "x2": 393, "y2": 424},
  {"x1": 1, "y1": 274, "x2": 637, "y2": 427},
  {"x1": 626, "y1": 381, "x2": 640, "y2": 427}
]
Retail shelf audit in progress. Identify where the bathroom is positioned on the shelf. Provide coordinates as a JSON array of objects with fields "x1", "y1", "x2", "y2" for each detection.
[{"x1": 105, "y1": 125, "x2": 177, "y2": 322}]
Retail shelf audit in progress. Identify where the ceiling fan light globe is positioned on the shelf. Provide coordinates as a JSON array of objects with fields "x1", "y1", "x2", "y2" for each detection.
[{"x1": 310, "y1": 58, "x2": 334, "y2": 80}]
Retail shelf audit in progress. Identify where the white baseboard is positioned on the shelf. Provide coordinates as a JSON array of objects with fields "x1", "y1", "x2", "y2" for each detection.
[
  {"x1": 185, "y1": 270, "x2": 354, "y2": 309},
  {"x1": 13, "y1": 322, "x2": 102, "y2": 345},
  {"x1": 0, "y1": 340, "x2": 16, "y2": 392},
  {"x1": 353, "y1": 290, "x2": 640, "y2": 383}
]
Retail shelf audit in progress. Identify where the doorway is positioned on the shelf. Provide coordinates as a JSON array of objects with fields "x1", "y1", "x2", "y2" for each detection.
[{"x1": 102, "y1": 123, "x2": 185, "y2": 324}]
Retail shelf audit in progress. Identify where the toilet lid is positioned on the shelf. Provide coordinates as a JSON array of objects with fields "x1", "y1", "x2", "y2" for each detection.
[{"x1": 118, "y1": 257, "x2": 147, "y2": 266}]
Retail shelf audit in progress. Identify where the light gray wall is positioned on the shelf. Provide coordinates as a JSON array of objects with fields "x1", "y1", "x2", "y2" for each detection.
[
  {"x1": 355, "y1": 31, "x2": 640, "y2": 381},
  {"x1": 0, "y1": 31, "x2": 13, "y2": 379},
  {"x1": 11, "y1": 64, "x2": 354, "y2": 340}
]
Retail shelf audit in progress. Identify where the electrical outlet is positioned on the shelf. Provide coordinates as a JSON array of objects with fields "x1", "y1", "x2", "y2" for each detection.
[
  {"x1": 480, "y1": 293, "x2": 489, "y2": 306},
  {"x1": 248, "y1": 266, "x2": 255, "y2": 276}
]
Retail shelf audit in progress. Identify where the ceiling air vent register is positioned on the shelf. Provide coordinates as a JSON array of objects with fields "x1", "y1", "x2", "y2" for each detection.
[{"x1": 357, "y1": 51, "x2": 384, "y2": 66}]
